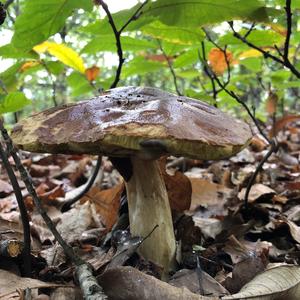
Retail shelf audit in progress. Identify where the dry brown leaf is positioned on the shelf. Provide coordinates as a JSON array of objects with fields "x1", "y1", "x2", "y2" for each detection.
[
  {"x1": 57, "y1": 201, "x2": 94, "y2": 243},
  {"x1": 80, "y1": 183, "x2": 123, "y2": 231},
  {"x1": 0, "y1": 269, "x2": 64, "y2": 298},
  {"x1": 145, "y1": 54, "x2": 173, "y2": 62},
  {"x1": 222, "y1": 264, "x2": 300, "y2": 300},
  {"x1": 98, "y1": 266, "x2": 217, "y2": 300},
  {"x1": 85, "y1": 65, "x2": 100, "y2": 81},
  {"x1": 208, "y1": 48, "x2": 235, "y2": 75},
  {"x1": 169, "y1": 268, "x2": 229, "y2": 297},
  {"x1": 286, "y1": 181, "x2": 300, "y2": 191},
  {"x1": 160, "y1": 160, "x2": 192, "y2": 212},
  {"x1": 271, "y1": 114, "x2": 300, "y2": 137},
  {"x1": 265, "y1": 92, "x2": 278, "y2": 116},
  {"x1": 281, "y1": 218, "x2": 300, "y2": 244},
  {"x1": 0, "y1": 179, "x2": 13, "y2": 196},
  {"x1": 189, "y1": 177, "x2": 232, "y2": 213},
  {"x1": 238, "y1": 183, "x2": 276, "y2": 203},
  {"x1": 250, "y1": 136, "x2": 268, "y2": 152}
]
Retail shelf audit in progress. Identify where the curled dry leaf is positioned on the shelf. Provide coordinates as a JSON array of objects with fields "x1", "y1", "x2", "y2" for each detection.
[
  {"x1": 222, "y1": 264, "x2": 300, "y2": 300},
  {"x1": 238, "y1": 183, "x2": 276, "y2": 203},
  {"x1": 271, "y1": 114, "x2": 300, "y2": 138},
  {"x1": 80, "y1": 183, "x2": 123, "y2": 231},
  {"x1": 189, "y1": 177, "x2": 232, "y2": 215},
  {"x1": 0, "y1": 269, "x2": 64, "y2": 298},
  {"x1": 160, "y1": 159, "x2": 192, "y2": 212},
  {"x1": 169, "y1": 268, "x2": 229, "y2": 297},
  {"x1": 98, "y1": 266, "x2": 217, "y2": 300}
]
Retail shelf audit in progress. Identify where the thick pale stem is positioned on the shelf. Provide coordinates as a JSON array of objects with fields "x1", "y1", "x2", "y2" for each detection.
[{"x1": 125, "y1": 157, "x2": 176, "y2": 274}]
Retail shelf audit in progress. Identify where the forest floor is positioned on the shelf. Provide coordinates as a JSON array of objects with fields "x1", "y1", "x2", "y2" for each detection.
[{"x1": 0, "y1": 118, "x2": 300, "y2": 299}]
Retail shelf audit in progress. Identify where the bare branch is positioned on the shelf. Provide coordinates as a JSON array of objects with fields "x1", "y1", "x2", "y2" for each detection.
[{"x1": 157, "y1": 39, "x2": 182, "y2": 96}]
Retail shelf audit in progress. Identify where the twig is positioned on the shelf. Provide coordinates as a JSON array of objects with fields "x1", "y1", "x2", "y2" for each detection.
[
  {"x1": 40, "y1": 61, "x2": 58, "y2": 107},
  {"x1": 244, "y1": 140, "x2": 278, "y2": 209},
  {"x1": 157, "y1": 39, "x2": 182, "y2": 96},
  {"x1": 0, "y1": 120, "x2": 107, "y2": 299},
  {"x1": 0, "y1": 140, "x2": 31, "y2": 276},
  {"x1": 228, "y1": 15, "x2": 300, "y2": 79},
  {"x1": 283, "y1": 0, "x2": 292, "y2": 63},
  {"x1": 198, "y1": 37, "x2": 279, "y2": 210},
  {"x1": 98, "y1": 0, "x2": 149, "y2": 89},
  {"x1": 3, "y1": 0, "x2": 14, "y2": 9}
]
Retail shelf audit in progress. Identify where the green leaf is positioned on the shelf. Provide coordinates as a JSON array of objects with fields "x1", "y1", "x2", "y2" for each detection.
[
  {"x1": 219, "y1": 29, "x2": 284, "y2": 47},
  {"x1": 122, "y1": 56, "x2": 164, "y2": 78},
  {"x1": 0, "y1": 44, "x2": 39, "y2": 59},
  {"x1": 0, "y1": 92, "x2": 31, "y2": 114},
  {"x1": 0, "y1": 62, "x2": 24, "y2": 92},
  {"x1": 143, "y1": 0, "x2": 270, "y2": 28},
  {"x1": 273, "y1": 81, "x2": 300, "y2": 89},
  {"x1": 81, "y1": 3, "x2": 154, "y2": 36},
  {"x1": 12, "y1": 0, "x2": 93, "y2": 51},
  {"x1": 177, "y1": 70, "x2": 199, "y2": 79},
  {"x1": 67, "y1": 72, "x2": 93, "y2": 97},
  {"x1": 46, "y1": 61, "x2": 65, "y2": 75},
  {"x1": 173, "y1": 49, "x2": 199, "y2": 68},
  {"x1": 240, "y1": 57, "x2": 262, "y2": 72},
  {"x1": 141, "y1": 21, "x2": 204, "y2": 45},
  {"x1": 81, "y1": 35, "x2": 157, "y2": 54}
]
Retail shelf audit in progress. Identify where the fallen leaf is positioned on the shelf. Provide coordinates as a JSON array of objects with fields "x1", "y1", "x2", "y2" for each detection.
[
  {"x1": 160, "y1": 160, "x2": 192, "y2": 212},
  {"x1": 98, "y1": 267, "x2": 217, "y2": 300},
  {"x1": 222, "y1": 264, "x2": 300, "y2": 300},
  {"x1": 238, "y1": 183, "x2": 276, "y2": 203},
  {"x1": 271, "y1": 114, "x2": 300, "y2": 137},
  {"x1": 0, "y1": 179, "x2": 13, "y2": 197},
  {"x1": 189, "y1": 177, "x2": 232, "y2": 214},
  {"x1": 0, "y1": 269, "x2": 64, "y2": 298},
  {"x1": 169, "y1": 268, "x2": 229, "y2": 297},
  {"x1": 265, "y1": 92, "x2": 278, "y2": 116},
  {"x1": 80, "y1": 183, "x2": 123, "y2": 231}
]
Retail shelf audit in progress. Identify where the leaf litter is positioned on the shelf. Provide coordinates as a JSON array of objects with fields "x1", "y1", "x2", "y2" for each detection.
[{"x1": 0, "y1": 121, "x2": 300, "y2": 299}]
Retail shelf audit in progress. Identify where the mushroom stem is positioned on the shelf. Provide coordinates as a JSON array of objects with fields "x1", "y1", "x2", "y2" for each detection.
[{"x1": 125, "y1": 156, "x2": 176, "y2": 275}]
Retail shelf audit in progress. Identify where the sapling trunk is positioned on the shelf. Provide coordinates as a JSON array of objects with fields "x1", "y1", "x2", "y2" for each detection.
[{"x1": 125, "y1": 156, "x2": 176, "y2": 275}]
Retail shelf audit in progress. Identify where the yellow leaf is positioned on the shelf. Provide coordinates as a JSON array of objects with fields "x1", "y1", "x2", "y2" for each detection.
[
  {"x1": 33, "y1": 41, "x2": 86, "y2": 73},
  {"x1": 238, "y1": 49, "x2": 263, "y2": 60}
]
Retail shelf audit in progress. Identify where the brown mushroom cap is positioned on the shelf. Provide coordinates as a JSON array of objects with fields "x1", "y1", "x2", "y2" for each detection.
[{"x1": 12, "y1": 86, "x2": 252, "y2": 160}]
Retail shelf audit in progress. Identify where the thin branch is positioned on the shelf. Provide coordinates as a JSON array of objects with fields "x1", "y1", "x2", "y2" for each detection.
[
  {"x1": 157, "y1": 39, "x2": 182, "y2": 96},
  {"x1": 228, "y1": 20, "x2": 300, "y2": 79},
  {"x1": 284, "y1": 0, "x2": 292, "y2": 62},
  {"x1": 3, "y1": 0, "x2": 14, "y2": 9},
  {"x1": 119, "y1": 0, "x2": 150, "y2": 34},
  {"x1": 0, "y1": 140, "x2": 31, "y2": 276},
  {"x1": 98, "y1": 0, "x2": 124, "y2": 89},
  {"x1": 40, "y1": 61, "x2": 58, "y2": 107},
  {"x1": 244, "y1": 140, "x2": 278, "y2": 209}
]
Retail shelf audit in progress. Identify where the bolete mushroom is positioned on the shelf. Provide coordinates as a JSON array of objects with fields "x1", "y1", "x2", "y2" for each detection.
[{"x1": 11, "y1": 86, "x2": 252, "y2": 274}]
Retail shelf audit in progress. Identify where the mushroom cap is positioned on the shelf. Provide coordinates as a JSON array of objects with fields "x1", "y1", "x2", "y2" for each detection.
[{"x1": 12, "y1": 86, "x2": 252, "y2": 160}]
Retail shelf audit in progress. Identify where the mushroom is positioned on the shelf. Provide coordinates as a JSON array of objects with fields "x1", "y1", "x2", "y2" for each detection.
[{"x1": 11, "y1": 86, "x2": 252, "y2": 275}]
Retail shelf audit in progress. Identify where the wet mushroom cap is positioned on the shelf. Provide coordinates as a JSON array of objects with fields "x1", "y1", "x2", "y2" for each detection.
[{"x1": 11, "y1": 86, "x2": 252, "y2": 159}]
